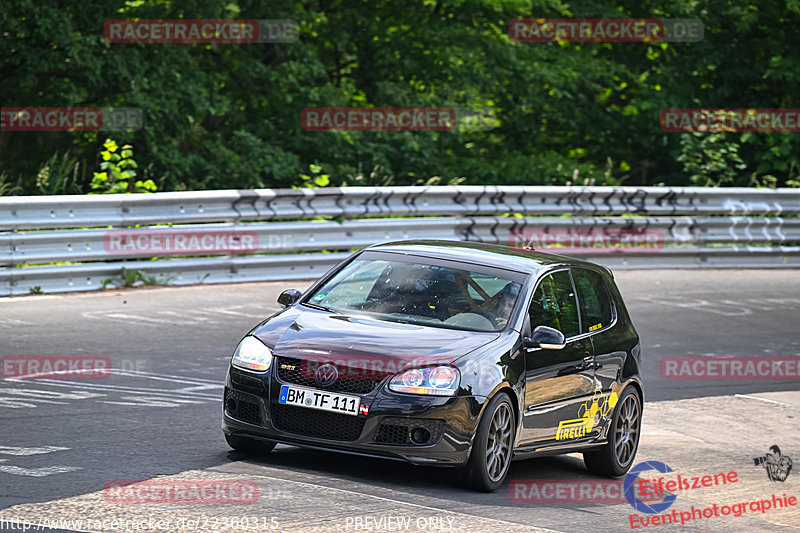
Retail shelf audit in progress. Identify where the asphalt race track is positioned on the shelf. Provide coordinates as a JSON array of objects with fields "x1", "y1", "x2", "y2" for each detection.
[{"x1": 0, "y1": 270, "x2": 798, "y2": 532}]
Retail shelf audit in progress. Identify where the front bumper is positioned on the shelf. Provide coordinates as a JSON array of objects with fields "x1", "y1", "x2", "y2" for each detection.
[{"x1": 221, "y1": 366, "x2": 485, "y2": 465}]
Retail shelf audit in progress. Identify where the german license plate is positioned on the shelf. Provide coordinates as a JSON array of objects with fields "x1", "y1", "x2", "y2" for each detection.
[{"x1": 278, "y1": 385, "x2": 360, "y2": 416}]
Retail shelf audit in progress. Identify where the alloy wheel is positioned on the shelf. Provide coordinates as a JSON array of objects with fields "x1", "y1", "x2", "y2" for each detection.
[
  {"x1": 485, "y1": 402, "x2": 513, "y2": 482},
  {"x1": 614, "y1": 393, "x2": 640, "y2": 467}
]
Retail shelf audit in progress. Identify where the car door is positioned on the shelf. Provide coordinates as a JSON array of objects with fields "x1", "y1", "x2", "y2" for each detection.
[
  {"x1": 573, "y1": 267, "x2": 632, "y2": 421},
  {"x1": 519, "y1": 269, "x2": 597, "y2": 445}
]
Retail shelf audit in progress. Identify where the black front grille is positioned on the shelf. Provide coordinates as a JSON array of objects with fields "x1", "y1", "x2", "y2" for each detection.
[
  {"x1": 275, "y1": 357, "x2": 384, "y2": 395},
  {"x1": 224, "y1": 387, "x2": 263, "y2": 426},
  {"x1": 374, "y1": 417, "x2": 445, "y2": 446},
  {"x1": 272, "y1": 404, "x2": 366, "y2": 441}
]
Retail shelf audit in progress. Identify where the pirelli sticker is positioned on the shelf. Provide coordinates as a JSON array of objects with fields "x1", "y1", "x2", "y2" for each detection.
[{"x1": 556, "y1": 389, "x2": 618, "y2": 440}]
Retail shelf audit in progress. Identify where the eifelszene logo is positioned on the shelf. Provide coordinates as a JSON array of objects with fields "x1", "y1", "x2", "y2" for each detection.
[
  {"x1": 754, "y1": 445, "x2": 793, "y2": 482},
  {"x1": 624, "y1": 461, "x2": 678, "y2": 514}
]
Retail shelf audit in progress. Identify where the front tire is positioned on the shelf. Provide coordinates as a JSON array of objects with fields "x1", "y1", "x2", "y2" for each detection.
[
  {"x1": 583, "y1": 387, "x2": 641, "y2": 477},
  {"x1": 225, "y1": 433, "x2": 276, "y2": 455},
  {"x1": 463, "y1": 392, "x2": 516, "y2": 492}
]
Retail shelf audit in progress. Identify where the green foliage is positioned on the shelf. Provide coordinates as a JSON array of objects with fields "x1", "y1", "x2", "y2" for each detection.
[
  {"x1": 35, "y1": 152, "x2": 82, "y2": 195},
  {"x1": 413, "y1": 176, "x2": 468, "y2": 187},
  {"x1": 297, "y1": 163, "x2": 330, "y2": 188},
  {"x1": 0, "y1": 172, "x2": 21, "y2": 196},
  {"x1": 677, "y1": 133, "x2": 747, "y2": 187},
  {"x1": 342, "y1": 165, "x2": 398, "y2": 187},
  {"x1": 1, "y1": 0, "x2": 799, "y2": 191},
  {"x1": 28, "y1": 286, "x2": 43, "y2": 294},
  {"x1": 119, "y1": 267, "x2": 168, "y2": 287},
  {"x1": 751, "y1": 162, "x2": 800, "y2": 188},
  {"x1": 91, "y1": 139, "x2": 156, "y2": 194}
]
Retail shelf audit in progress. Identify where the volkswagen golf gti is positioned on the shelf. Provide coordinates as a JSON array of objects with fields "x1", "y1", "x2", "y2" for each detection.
[{"x1": 222, "y1": 240, "x2": 643, "y2": 491}]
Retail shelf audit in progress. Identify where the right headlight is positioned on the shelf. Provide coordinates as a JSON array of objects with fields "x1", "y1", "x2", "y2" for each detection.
[
  {"x1": 231, "y1": 335, "x2": 273, "y2": 372},
  {"x1": 388, "y1": 366, "x2": 460, "y2": 396}
]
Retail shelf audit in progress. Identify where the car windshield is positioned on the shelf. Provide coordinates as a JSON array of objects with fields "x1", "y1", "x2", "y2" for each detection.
[{"x1": 305, "y1": 255, "x2": 524, "y2": 332}]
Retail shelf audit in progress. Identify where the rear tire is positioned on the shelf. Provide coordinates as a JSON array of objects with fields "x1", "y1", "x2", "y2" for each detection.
[
  {"x1": 463, "y1": 392, "x2": 516, "y2": 492},
  {"x1": 225, "y1": 433, "x2": 276, "y2": 455},
  {"x1": 583, "y1": 387, "x2": 641, "y2": 477}
]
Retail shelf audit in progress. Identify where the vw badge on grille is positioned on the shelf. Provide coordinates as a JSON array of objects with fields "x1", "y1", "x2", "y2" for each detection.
[{"x1": 315, "y1": 363, "x2": 338, "y2": 387}]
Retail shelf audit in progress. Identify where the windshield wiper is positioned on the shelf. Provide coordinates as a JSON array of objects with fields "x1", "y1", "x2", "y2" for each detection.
[{"x1": 303, "y1": 302, "x2": 335, "y2": 313}]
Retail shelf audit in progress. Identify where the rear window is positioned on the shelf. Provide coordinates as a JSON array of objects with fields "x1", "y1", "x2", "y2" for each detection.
[{"x1": 572, "y1": 268, "x2": 614, "y2": 333}]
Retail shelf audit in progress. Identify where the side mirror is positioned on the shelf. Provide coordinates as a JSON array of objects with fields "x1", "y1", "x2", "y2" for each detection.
[
  {"x1": 277, "y1": 289, "x2": 302, "y2": 307},
  {"x1": 523, "y1": 325, "x2": 566, "y2": 351}
]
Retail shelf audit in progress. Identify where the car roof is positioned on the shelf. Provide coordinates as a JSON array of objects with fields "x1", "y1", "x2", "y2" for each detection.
[{"x1": 364, "y1": 239, "x2": 608, "y2": 276}]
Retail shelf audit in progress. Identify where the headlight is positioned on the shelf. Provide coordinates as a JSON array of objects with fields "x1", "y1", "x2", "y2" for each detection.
[
  {"x1": 388, "y1": 366, "x2": 460, "y2": 396},
  {"x1": 231, "y1": 336, "x2": 273, "y2": 372}
]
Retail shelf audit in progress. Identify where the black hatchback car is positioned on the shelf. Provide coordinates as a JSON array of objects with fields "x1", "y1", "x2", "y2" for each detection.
[{"x1": 222, "y1": 240, "x2": 642, "y2": 491}]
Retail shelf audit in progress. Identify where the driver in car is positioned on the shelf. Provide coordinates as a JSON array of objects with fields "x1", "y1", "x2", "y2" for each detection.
[{"x1": 491, "y1": 284, "x2": 521, "y2": 329}]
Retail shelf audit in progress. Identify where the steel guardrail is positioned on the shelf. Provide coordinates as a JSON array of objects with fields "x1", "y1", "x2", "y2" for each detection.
[
  {"x1": 1, "y1": 186, "x2": 799, "y2": 295},
  {"x1": 2, "y1": 186, "x2": 799, "y2": 230}
]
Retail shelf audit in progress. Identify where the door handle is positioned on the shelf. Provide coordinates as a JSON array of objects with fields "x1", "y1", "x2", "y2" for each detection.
[{"x1": 558, "y1": 353, "x2": 594, "y2": 376}]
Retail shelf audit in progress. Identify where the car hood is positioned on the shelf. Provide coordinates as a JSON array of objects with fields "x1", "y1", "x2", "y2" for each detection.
[{"x1": 255, "y1": 307, "x2": 499, "y2": 373}]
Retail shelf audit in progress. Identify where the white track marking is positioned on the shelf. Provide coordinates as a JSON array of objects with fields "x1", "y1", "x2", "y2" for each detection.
[
  {"x1": 0, "y1": 446, "x2": 69, "y2": 456},
  {"x1": 0, "y1": 465, "x2": 81, "y2": 477},
  {"x1": 171, "y1": 385, "x2": 223, "y2": 393},
  {"x1": 82, "y1": 312, "x2": 172, "y2": 324},
  {"x1": 0, "y1": 398, "x2": 38, "y2": 408},
  {"x1": 0, "y1": 319, "x2": 34, "y2": 326},
  {"x1": 101, "y1": 396, "x2": 207, "y2": 407},
  {"x1": 0, "y1": 388, "x2": 105, "y2": 408},
  {"x1": 154, "y1": 310, "x2": 217, "y2": 323},
  {"x1": 20, "y1": 379, "x2": 220, "y2": 400},
  {"x1": 6, "y1": 368, "x2": 111, "y2": 380},
  {"x1": 0, "y1": 395, "x2": 67, "y2": 405},
  {"x1": 734, "y1": 393, "x2": 792, "y2": 406},
  {"x1": 0, "y1": 446, "x2": 80, "y2": 478},
  {"x1": 0, "y1": 389, "x2": 103, "y2": 401},
  {"x1": 82, "y1": 305, "x2": 270, "y2": 325},
  {"x1": 107, "y1": 369, "x2": 223, "y2": 386},
  {"x1": 0, "y1": 295, "x2": 61, "y2": 303},
  {"x1": 205, "y1": 305, "x2": 270, "y2": 318}
]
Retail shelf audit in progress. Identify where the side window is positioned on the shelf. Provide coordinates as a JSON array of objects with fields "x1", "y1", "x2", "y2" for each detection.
[
  {"x1": 529, "y1": 271, "x2": 581, "y2": 338},
  {"x1": 572, "y1": 268, "x2": 613, "y2": 333}
]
